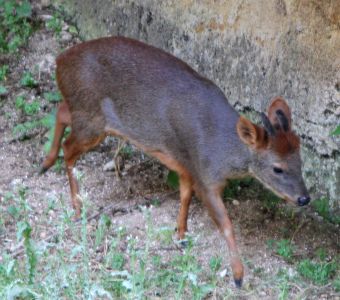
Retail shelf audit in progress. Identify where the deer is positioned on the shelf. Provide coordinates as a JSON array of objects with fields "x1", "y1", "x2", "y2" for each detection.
[{"x1": 40, "y1": 36, "x2": 310, "y2": 287}]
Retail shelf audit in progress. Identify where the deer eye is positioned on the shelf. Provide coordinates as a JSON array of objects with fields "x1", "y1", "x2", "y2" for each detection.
[{"x1": 273, "y1": 167, "x2": 283, "y2": 174}]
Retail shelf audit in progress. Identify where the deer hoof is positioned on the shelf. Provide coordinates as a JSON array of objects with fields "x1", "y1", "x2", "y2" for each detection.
[
  {"x1": 178, "y1": 239, "x2": 188, "y2": 248},
  {"x1": 234, "y1": 278, "x2": 242, "y2": 288},
  {"x1": 38, "y1": 166, "x2": 48, "y2": 175}
]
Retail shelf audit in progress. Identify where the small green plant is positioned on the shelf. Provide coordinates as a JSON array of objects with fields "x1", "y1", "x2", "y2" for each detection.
[
  {"x1": 16, "y1": 221, "x2": 37, "y2": 284},
  {"x1": 155, "y1": 226, "x2": 174, "y2": 245},
  {"x1": 120, "y1": 144, "x2": 133, "y2": 158},
  {"x1": 15, "y1": 96, "x2": 40, "y2": 115},
  {"x1": 13, "y1": 119, "x2": 41, "y2": 136},
  {"x1": 331, "y1": 125, "x2": 340, "y2": 136},
  {"x1": 276, "y1": 239, "x2": 294, "y2": 260},
  {"x1": 333, "y1": 276, "x2": 340, "y2": 292},
  {"x1": 46, "y1": 13, "x2": 62, "y2": 37},
  {"x1": 5, "y1": 186, "x2": 31, "y2": 221},
  {"x1": 20, "y1": 71, "x2": 38, "y2": 88},
  {"x1": 0, "y1": 84, "x2": 7, "y2": 95},
  {"x1": 312, "y1": 198, "x2": 340, "y2": 224},
  {"x1": 275, "y1": 268, "x2": 292, "y2": 300},
  {"x1": 297, "y1": 259, "x2": 337, "y2": 285},
  {"x1": 95, "y1": 214, "x2": 112, "y2": 248},
  {"x1": 44, "y1": 91, "x2": 62, "y2": 103},
  {"x1": 267, "y1": 239, "x2": 294, "y2": 261},
  {"x1": 167, "y1": 170, "x2": 179, "y2": 189},
  {"x1": 0, "y1": 64, "x2": 8, "y2": 81},
  {"x1": 0, "y1": 0, "x2": 33, "y2": 53}
]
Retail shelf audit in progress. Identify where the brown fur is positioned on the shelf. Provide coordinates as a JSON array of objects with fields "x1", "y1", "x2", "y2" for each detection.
[
  {"x1": 267, "y1": 96, "x2": 292, "y2": 130},
  {"x1": 270, "y1": 131, "x2": 300, "y2": 156}
]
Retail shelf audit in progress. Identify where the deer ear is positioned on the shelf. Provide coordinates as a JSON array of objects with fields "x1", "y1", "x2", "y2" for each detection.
[
  {"x1": 267, "y1": 97, "x2": 291, "y2": 131},
  {"x1": 237, "y1": 116, "x2": 259, "y2": 148}
]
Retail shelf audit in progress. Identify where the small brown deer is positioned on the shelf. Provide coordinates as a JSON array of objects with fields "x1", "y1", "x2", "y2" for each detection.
[{"x1": 40, "y1": 37, "x2": 310, "y2": 287}]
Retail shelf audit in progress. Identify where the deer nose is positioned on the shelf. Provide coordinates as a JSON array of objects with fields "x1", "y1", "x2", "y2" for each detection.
[{"x1": 297, "y1": 196, "x2": 310, "y2": 206}]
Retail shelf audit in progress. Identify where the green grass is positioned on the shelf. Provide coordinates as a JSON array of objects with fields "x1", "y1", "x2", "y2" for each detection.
[
  {"x1": 1, "y1": 179, "x2": 339, "y2": 299},
  {"x1": 297, "y1": 259, "x2": 337, "y2": 285},
  {"x1": 267, "y1": 239, "x2": 294, "y2": 262},
  {"x1": 0, "y1": 188, "x2": 224, "y2": 299},
  {"x1": 46, "y1": 13, "x2": 63, "y2": 37},
  {"x1": 331, "y1": 125, "x2": 340, "y2": 136},
  {"x1": 266, "y1": 238, "x2": 339, "y2": 292},
  {"x1": 312, "y1": 197, "x2": 340, "y2": 225}
]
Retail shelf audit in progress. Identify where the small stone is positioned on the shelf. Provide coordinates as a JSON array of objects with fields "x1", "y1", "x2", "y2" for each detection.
[
  {"x1": 62, "y1": 24, "x2": 69, "y2": 31},
  {"x1": 40, "y1": 231, "x2": 47, "y2": 239},
  {"x1": 232, "y1": 199, "x2": 240, "y2": 206},
  {"x1": 103, "y1": 160, "x2": 116, "y2": 171},
  {"x1": 40, "y1": 14, "x2": 53, "y2": 21},
  {"x1": 219, "y1": 268, "x2": 227, "y2": 277},
  {"x1": 259, "y1": 291, "x2": 266, "y2": 297},
  {"x1": 124, "y1": 163, "x2": 132, "y2": 170},
  {"x1": 41, "y1": 0, "x2": 51, "y2": 7},
  {"x1": 38, "y1": 54, "x2": 55, "y2": 73},
  {"x1": 61, "y1": 31, "x2": 73, "y2": 42}
]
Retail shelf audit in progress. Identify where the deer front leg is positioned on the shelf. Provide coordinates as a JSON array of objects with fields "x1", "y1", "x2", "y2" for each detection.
[
  {"x1": 200, "y1": 185, "x2": 244, "y2": 288},
  {"x1": 177, "y1": 174, "x2": 193, "y2": 240}
]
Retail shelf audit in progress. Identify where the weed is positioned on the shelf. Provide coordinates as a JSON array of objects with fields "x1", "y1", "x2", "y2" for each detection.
[
  {"x1": 44, "y1": 91, "x2": 62, "y2": 103},
  {"x1": 312, "y1": 197, "x2": 340, "y2": 224},
  {"x1": 297, "y1": 259, "x2": 337, "y2": 285},
  {"x1": 331, "y1": 125, "x2": 340, "y2": 136},
  {"x1": 15, "y1": 96, "x2": 40, "y2": 115},
  {"x1": 276, "y1": 268, "x2": 292, "y2": 300},
  {"x1": 68, "y1": 25, "x2": 78, "y2": 35},
  {"x1": 155, "y1": 226, "x2": 174, "y2": 245},
  {"x1": 315, "y1": 248, "x2": 327, "y2": 261},
  {"x1": 333, "y1": 276, "x2": 340, "y2": 292},
  {"x1": 0, "y1": 64, "x2": 8, "y2": 81},
  {"x1": 209, "y1": 256, "x2": 222, "y2": 273},
  {"x1": 276, "y1": 239, "x2": 294, "y2": 260},
  {"x1": 20, "y1": 71, "x2": 38, "y2": 88},
  {"x1": 46, "y1": 13, "x2": 62, "y2": 37},
  {"x1": 95, "y1": 214, "x2": 111, "y2": 248},
  {"x1": 120, "y1": 143, "x2": 133, "y2": 159},
  {"x1": 167, "y1": 170, "x2": 179, "y2": 189},
  {"x1": 0, "y1": 0, "x2": 33, "y2": 53},
  {"x1": 267, "y1": 239, "x2": 294, "y2": 261},
  {"x1": 13, "y1": 119, "x2": 41, "y2": 136},
  {"x1": 16, "y1": 221, "x2": 37, "y2": 284},
  {"x1": 0, "y1": 84, "x2": 7, "y2": 95}
]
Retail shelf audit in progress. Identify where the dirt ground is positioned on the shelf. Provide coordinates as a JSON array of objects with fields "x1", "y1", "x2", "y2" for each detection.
[{"x1": 0, "y1": 2, "x2": 339, "y2": 299}]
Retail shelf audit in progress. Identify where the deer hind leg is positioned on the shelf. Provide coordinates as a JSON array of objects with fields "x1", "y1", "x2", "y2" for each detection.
[
  {"x1": 62, "y1": 132, "x2": 105, "y2": 217},
  {"x1": 198, "y1": 185, "x2": 244, "y2": 288},
  {"x1": 40, "y1": 101, "x2": 71, "y2": 173}
]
